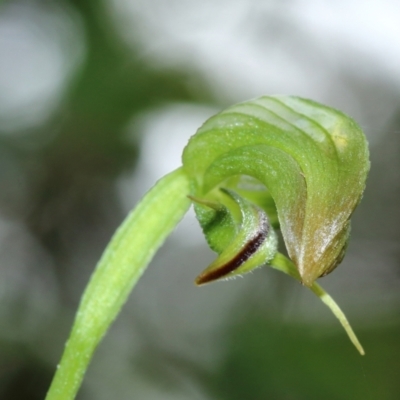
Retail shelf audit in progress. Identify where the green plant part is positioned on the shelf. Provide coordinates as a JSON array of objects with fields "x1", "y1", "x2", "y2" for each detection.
[
  {"x1": 46, "y1": 95, "x2": 370, "y2": 400},
  {"x1": 183, "y1": 96, "x2": 369, "y2": 287},
  {"x1": 191, "y1": 188, "x2": 278, "y2": 285}
]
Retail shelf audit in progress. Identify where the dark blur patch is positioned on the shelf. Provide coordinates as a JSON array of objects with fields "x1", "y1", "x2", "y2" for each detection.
[
  {"x1": 0, "y1": 0, "x2": 213, "y2": 298},
  {"x1": 0, "y1": 351, "x2": 53, "y2": 400},
  {"x1": 208, "y1": 314, "x2": 400, "y2": 400},
  {"x1": 126, "y1": 305, "x2": 400, "y2": 400}
]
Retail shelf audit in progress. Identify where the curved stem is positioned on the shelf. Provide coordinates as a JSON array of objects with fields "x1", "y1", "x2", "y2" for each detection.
[
  {"x1": 46, "y1": 168, "x2": 191, "y2": 400},
  {"x1": 309, "y1": 283, "x2": 365, "y2": 355},
  {"x1": 269, "y1": 252, "x2": 364, "y2": 355}
]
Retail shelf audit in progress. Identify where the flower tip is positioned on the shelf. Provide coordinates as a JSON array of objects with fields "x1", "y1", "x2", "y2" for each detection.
[
  {"x1": 194, "y1": 276, "x2": 207, "y2": 286},
  {"x1": 300, "y1": 275, "x2": 315, "y2": 288},
  {"x1": 194, "y1": 271, "x2": 214, "y2": 285},
  {"x1": 297, "y1": 260, "x2": 328, "y2": 288}
]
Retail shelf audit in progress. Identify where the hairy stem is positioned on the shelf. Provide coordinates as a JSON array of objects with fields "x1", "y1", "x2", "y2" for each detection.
[{"x1": 46, "y1": 168, "x2": 191, "y2": 400}]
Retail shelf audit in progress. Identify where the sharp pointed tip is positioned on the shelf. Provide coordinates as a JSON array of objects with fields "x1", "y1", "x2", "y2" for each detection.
[
  {"x1": 298, "y1": 270, "x2": 316, "y2": 288},
  {"x1": 195, "y1": 268, "x2": 223, "y2": 285},
  {"x1": 296, "y1": 260, "x2": 321, "y2": 287},
  {"x1": 301, "y1": 278, "x2": 314, "y2": 288},
  {"x1": 194, "y1": 274, "x2": 209, "y2": 286},
  {"x1": 194, "y1": 278, "x2": 202, "y2": 286}
]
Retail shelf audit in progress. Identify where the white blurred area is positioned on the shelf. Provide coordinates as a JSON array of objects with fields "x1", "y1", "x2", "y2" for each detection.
[
  {"x1": 118, "y1": 103, "x2": 219, "y2": 251},
  {"x1": 109, "y1": 0, "x2": 400, "y2": 138},
  {"x1": 0, "y1": 1, "x2": 84, "y2": 133},
  {"x1": 0, "y1": 0, "x2": 398, "y2": 149},
  {"x1": 1, "y1": 0, "x2": 398, "y2": 141}
]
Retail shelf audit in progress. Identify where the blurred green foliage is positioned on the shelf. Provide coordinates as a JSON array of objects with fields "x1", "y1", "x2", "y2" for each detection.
[
  {"x1": 0, "y1": 0, "x2": 213, "y2": 398},
  {"x1": 211, "y1": 314, "x2": 400, "y2": 400}
]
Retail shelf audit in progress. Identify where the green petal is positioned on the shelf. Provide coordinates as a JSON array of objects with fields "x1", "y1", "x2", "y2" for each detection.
[
  {"x1": 183, "y1": 95, "x2": 370, "y2": 286},
  {"x1": 192, "y1": 189, "x2": 277, "y2": 284}
]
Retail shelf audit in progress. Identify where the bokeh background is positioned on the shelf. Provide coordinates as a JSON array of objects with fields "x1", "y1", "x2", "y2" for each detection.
[{"x1": 1, "y1": 0, "x2": 400, "y2": 399}]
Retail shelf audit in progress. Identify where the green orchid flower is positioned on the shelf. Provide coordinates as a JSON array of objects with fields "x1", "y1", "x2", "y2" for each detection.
[{"x1": 46, "y1": 95, "x2": 370, "y2": 400}]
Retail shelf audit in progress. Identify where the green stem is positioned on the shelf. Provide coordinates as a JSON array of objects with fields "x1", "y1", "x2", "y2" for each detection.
[
  {"x1": 46, "y1": 168, "x2": 191, "y2": 400},
  {"x1": 309, "y1": 283, "x2": 365, "y2": 355},
  {"x1": 270, "y1": 252, "x2": 365, "y2": 355}
]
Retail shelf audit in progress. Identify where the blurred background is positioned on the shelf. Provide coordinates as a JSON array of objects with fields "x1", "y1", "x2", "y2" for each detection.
[{"x1": 1, "y1": 0, "x2": 400, "y2": 399}]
